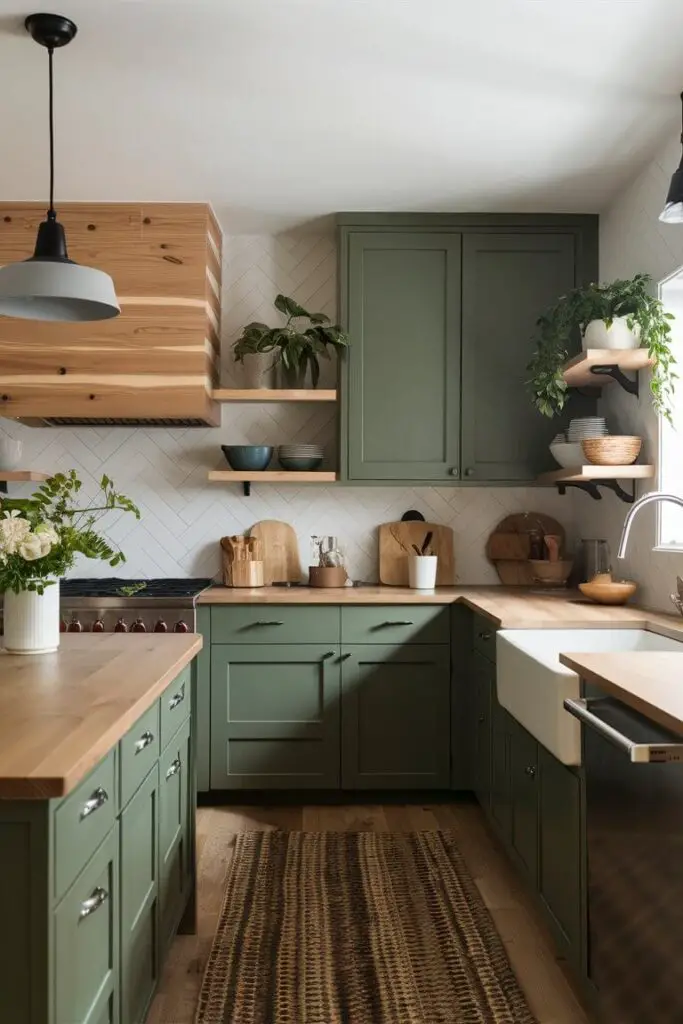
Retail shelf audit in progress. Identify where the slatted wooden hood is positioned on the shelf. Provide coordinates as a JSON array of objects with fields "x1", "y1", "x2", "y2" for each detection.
[{"x1": 0, "y1": 202, "x2": 221, "y2": 426}]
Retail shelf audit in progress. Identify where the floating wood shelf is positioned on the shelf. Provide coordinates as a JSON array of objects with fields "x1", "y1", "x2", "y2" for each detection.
[
  {"x1": 212, "y1": 389, "x2": 337, "y2": 403},
  {"x1": 208, "y1": 469, "x2": 337, "y2": 497},
  {"x1": 562, "y1": 349, "x2": 652, "y2": 391},
  {"x1": 0, "y1": 471, "x2": 50, "y2": 482},
  {"x1": 538, "y1": 464, "x2": 654, "y2": 505}
]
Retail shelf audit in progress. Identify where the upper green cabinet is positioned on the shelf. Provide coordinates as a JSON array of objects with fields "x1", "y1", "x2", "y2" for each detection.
[
  {"x1": 344, "y1": 231, "x2": 462, "y2": 480},
  {"x1": 339, "y1": 215, "x2": 598, "y2": 484}
]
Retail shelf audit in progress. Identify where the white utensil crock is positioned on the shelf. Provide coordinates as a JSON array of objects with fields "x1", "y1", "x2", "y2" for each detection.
[
  {"x1": 582, "y1": 317, "x2": 641, "y2": 351},
  {"x1": 408, "y1": 555, "x2": 438, "y2": 589},
  {"x1": 0, "y1": 437, "x2": 23, "y2": 471},
  {"x1": 3, "y1": 582, "x2": 60, "y2": 654}
]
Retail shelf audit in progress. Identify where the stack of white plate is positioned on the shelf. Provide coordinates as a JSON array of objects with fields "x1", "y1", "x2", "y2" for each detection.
[
  {"x1": 278, "y1": 444, "x2": 324, "y2": 470},
  {"x1": 567, "y1": 417, "x2": 608, "y2": 442}
]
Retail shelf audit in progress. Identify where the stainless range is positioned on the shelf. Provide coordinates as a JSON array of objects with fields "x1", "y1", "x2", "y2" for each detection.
[{"x1": 59, "y1": 577, "x2": 214, "y2": 634}]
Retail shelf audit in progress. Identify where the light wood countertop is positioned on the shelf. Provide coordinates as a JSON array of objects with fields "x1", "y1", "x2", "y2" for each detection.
[
  {"x1": 0, "y1": 633, "x2": 202, "y2": 800},
  {"x1": 559, "y1": 652, "x2": 683, "y2": 735}
]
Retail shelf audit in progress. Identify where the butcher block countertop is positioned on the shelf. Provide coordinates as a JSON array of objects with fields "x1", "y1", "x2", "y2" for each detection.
[
  {"x1": 199, "y1": 584, "x2": 683, "y2": 634},
  {"x1": 0, "y1": 633, "x2": 202, "y2": 800},
  {"x1": 560, "y1": 652, "x2": 683, "y2": 735}
]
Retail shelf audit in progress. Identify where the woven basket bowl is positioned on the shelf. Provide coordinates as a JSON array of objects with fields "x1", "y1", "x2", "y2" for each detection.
[{"x1": 581, "y1": 436, "x2": 642, "y2": 466}]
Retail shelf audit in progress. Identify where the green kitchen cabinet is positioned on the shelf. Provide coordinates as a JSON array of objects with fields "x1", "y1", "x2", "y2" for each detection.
[
  {"x1": 489, "y1": 701, "x2": 512, "y2": 843},
  {"x1": 210, "y1": 644, "x2": 341, "y2": 789},
  {"x1": 471, "y1": 648, "x2": 494, "y2": 810},
  {"x1": 120, "y1": 767, "x2": 159, "y2": 1024},
  {"x1": 342, "y1": 231, "x2": 463, "y2": 481},
  {"x1": 340, "y1": 644, "x2": 450, "y2": 789},
  {"x1": 159, "y1": 716, "x2": 192, "y2": 961},
  {"x1": 508, "y1": 716, "x2": 539, "y2": 886}
]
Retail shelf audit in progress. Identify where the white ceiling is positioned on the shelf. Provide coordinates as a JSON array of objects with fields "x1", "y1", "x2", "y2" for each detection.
[{"x1": 1, "y1": 0, "x2": 683, "y2": 232}]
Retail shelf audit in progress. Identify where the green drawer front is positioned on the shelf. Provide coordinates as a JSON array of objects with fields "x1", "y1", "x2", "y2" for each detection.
[
  {"x1": 211, "y1": 605, "x2": 340, "y2": 644},
  {"x1": 341, "y1": 606, "x2": 449, "y2": 644},
  {"x1": 160, "y1": 665, "x2": 191, "y2": 750},
  {"x1": 54, "y1": 825, "x2": 119, "y2": 1024},
  {"x1": 119, "y1": 701, "x2": 160, "y2": 808},
  {"x1": 54, "y1": 751, "x2": 117, "y2": 903},
  {"x1": 472, "y1": 613, "x2": 496, "y2": 663}
]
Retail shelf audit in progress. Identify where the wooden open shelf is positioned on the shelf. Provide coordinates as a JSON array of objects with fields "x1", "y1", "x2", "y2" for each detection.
[
  {"x1": 0, "y1": 471, "x2": 50, "y2": 482},
  {"x1": 562, "y1": 349, "x2": 652, "y2": 388},
  {"x1": 537, "y1": 465, "x2": 654, "y2": 484},
  {"x1": 212, "y1": 389, "x2": 337, "y2": 403},
  {"x1": 209, "y1": 470, "x2": 337, "y2": 483}
]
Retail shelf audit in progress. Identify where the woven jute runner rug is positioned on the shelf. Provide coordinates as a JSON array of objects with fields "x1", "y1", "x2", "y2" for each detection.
[{"x1": 196, "y1": 829, "x2": 537, "y2": 1024}]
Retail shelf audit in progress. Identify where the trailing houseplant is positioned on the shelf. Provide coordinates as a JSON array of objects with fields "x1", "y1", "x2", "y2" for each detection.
[
  {"x1": 527, "y1": 273, "x2": 677, "y2": 422},
  {"x1": 233, "y1": 294, "x2": 349, "y2": 388},
  {"x1": 0, "y1": 471, "x2": 140, "y2": 654}
]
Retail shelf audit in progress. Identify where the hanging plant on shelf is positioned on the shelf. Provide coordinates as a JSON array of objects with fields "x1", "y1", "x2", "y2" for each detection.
[
  {"x1": 233, "y1": 294, "x2": 349, "y2": 389},
  {"x1": 527, "y1": 273, "x2": 677, "y2": 423}
]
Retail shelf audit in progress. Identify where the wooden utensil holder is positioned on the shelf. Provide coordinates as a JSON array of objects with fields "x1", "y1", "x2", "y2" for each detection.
[
  {"x1": 224, "y1": 559, "x2": 265, "y2": 588},
  {"x1": 308, "y1": 566, "x2": 347, "y2": 588}
]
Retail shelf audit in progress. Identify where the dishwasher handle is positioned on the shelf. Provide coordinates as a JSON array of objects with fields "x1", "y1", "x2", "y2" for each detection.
[{"x1": 564, "y1": 697, "x2": 683, "y2": 764}]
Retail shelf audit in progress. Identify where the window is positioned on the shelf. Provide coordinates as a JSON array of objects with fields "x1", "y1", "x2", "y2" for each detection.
[{"x1": 658, "y1": 270, "x2": 683, "y2": 546}]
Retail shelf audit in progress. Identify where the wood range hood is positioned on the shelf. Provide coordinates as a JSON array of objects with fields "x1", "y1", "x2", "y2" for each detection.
[{"x1": 0, "y1": 202, "x2": 222, "y2": 426}]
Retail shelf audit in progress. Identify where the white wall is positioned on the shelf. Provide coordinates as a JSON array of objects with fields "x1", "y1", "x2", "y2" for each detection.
[
  {"x1": 0, "y1": 229, "x2": 572, "y2": 582},
  {"x1": 573, "y1": 133, "x2": 683, "y2": 611}
]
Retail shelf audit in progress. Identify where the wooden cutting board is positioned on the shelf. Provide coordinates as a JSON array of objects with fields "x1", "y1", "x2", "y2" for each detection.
[
  {"x1": 378, "y1": 521, "x2": 455, "y2": 586},
  {"x1": 485, "y1": 513, "x2": 565, "y2": 586},
  {"x1": 249, "y1": 521, "x2": 303, "y2": 584}
]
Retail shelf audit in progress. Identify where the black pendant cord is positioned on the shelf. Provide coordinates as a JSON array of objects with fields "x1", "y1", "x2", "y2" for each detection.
[{"x1": 48, "y1": 45, "x2": 55, "y2": 217}]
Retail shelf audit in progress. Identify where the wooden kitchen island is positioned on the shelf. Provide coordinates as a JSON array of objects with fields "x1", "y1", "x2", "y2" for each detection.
[{"x1": 0, "y1": 632, "x2": 202, "y2": 1024}]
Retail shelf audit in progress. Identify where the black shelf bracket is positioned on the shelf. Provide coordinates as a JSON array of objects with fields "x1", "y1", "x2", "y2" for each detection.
[
  {"x1": 589, "y1": 364, "x2": 639, "y2": 396},
  {"x1": 557, "y1": 479, "x2": 637, "y2": 504},
  {"x1": 242, "y1": 482, "x2": 251, "y2": 497}
]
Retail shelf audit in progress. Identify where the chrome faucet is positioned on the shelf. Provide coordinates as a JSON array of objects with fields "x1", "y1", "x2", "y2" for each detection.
[{"x1": 618, "y1": 491, "x2": 683, "y2": 559}]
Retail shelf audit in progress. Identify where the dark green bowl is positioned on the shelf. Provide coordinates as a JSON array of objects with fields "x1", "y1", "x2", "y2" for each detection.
[
  {"x1": 222, "y1": 445, "x2": 273, "y2": 471},
  {"x1": 278, "y1": 455, "x2": 323, "y2": 471}
]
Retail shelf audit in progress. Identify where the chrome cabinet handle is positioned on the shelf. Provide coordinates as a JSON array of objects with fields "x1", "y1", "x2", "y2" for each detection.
[
  {"x1": 449, "y1": 467, "x2": 459, "y2": 478},
  {"x1": 322, "y1": 651, "x2": 336, "y2": 660},
  {"x1": 477, "y1": 714, "x2": 486, "y2": 724},
  {"x1": 255, "y1": 620, "x2": 284, "y2": 626},
  {"x1": 79, "y1": 887, "x2": 108, "y2": 921},
  {"x1": 134, "y1": 730, "x2": 154, "y2": 754},
  {"x1": 80, "y1": 786, "x2": 109, "y2": 821},
  {"x1": 465, "y1": 468, "x2": 475, "y2": 477},
  {"x1": 478, "y1": 631, "x2": 493, "y2": 641},
  {"x1": 380, "y1": 620, "x2": 414, "y2": 627},
  {"x1": 165, "y1": 758, "x2": 181, "y2": 779},
  {"x1": 341, "y1": 652, "x2": 352, "y2": 661},
  {"x1": 525, "y1": 765, "x2": 537, "y2": 778},
  {"x1": 564, "y1": 697, "x2": 683, "y2": 763},
  {"x1": 168, "y1": 685, "x2": 185, "y2": 711}
]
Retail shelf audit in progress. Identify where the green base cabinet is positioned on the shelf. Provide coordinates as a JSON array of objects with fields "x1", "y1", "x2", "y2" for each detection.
[
  {"x1": 489, "y1": 702, "x2": 512, "y2": 842},
  {"x1": 508, "y1": 716, "x2": 540, "y2": 886},
  {"x1": 210, "y1": 644, "x2": 341, "y2": 789},
  {"x1": 471, "y1": 649, "x2": 493, "y2": 810},
  {"x1": 159, "y1": 717, "x2": 192, "y2": 960},
  {"x1": 341, "y1": 644, "x2": 450, "y2": 789}
]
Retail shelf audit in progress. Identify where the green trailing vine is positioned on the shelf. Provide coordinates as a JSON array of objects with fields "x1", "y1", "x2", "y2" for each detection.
[{"x1": 527, "y1": 273, "x2": 677, "y2": 423}]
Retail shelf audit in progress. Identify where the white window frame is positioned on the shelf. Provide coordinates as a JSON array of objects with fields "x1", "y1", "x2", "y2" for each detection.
[{"x1": 655, "y1": 265, "x2": 683, "y2": 551}]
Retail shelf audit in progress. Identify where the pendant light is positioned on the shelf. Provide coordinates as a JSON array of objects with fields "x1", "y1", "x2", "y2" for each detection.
[
  {"x1": 0, "y1": 13, "x2": 119, "y2": 321},
  {"x1": 660, "y1": 92, "x2": 683, "y2": 224}
]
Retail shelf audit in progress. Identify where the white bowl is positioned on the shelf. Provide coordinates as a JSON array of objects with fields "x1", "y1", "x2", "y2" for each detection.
[{"x1": 549, "y1": 442, "x2": 585, "y2": 468}]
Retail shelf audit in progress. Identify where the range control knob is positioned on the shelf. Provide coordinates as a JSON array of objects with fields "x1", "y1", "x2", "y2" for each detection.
[
  {"x1": 131, "y1": 617, "x2": 147, "y2": 633},
  {"x1": 154, "y1": 619, "x2": 168, "y2": 633},
  {"x1": 114, "y1": 617, "x2": 128, "y2": 633},
  {"x1": 173, "y1": 619, "x2": 189, "y2": 633},
  {"x1": 91, "y1": 618, "x2": 105, "y2": 633},
  {"x1": 67, "y1": 615, "x2": 83, "y2": 633},
  {"x1": 59, "y1": 619, "x2": 68, "y2": 633}
]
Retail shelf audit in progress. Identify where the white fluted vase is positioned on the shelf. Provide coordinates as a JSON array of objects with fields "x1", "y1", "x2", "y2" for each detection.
[{"x1": 3, "y1": 582, "x2": 60, "y2": 654}]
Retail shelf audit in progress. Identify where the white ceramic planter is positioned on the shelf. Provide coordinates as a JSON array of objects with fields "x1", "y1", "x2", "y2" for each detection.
[
  {"x1": 582, "y1": 317, "x2": 641, "y2": 351},
  {"x1": 3, "y1": 582, "x2": 60, "y2": 654},
  {"x1": 408, "y1": 555, "x2": 438, "y2": 590}
]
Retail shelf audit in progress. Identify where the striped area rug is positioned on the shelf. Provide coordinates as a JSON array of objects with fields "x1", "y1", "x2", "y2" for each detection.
[{"x1": 196, "y1": 830, "x2": 537, "y2": 1024}]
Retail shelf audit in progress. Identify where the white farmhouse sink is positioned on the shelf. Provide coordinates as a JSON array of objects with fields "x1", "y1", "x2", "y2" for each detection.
[{"x1": 497, "y1": 629, "x2": 683, "y2": 765}]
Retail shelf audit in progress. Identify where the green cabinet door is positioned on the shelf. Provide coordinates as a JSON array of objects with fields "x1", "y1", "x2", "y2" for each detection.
[
  {"x1": 509, "y1": 717, "x2": 539, "y2": 885},
  {"x1": 489, "y1": 701, "x2": 512, "y2": 843},
  {"x1": 120, "y1": 767, "x2": 159, "y2": 1024},
  {"x1": 460, "y1": 233, "x2": 578, "y2": 481},
  {"x1": 54, "y1": 826, "x2": 119, "y2": 1024},
  {"x1": 343, "y1": 232, "x2": 462, "y2": 481},
  {"x1": 341, "y1": 645, "x2": 450, "y2": 789},
  {"x1": 471, "y1": 649, "x2": 493, "y2": 811},
  {"x1": 210, "y1": 645, "x2": 341, "y2": 790},
  {"x1": 158, "y1": 717, "x2": 191, "y2": 960},
  {"x1": 538, "y1": 746, "x2": 583, "y2": 967}
]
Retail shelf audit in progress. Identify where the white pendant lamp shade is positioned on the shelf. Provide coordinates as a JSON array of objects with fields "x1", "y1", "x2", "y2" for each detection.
[
  {"x1": 0, "y1": 13, "x2": 120, "y2": 323},
  {"x1": 0, "y1": 259, "x2": 119, "y2": 322}
]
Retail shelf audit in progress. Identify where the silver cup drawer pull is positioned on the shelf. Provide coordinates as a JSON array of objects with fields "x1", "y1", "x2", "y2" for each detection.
[
  {"x1": 165, "y1": 758, "x2": 181, "y2": 780},
  {"x1": 79, "y1": 786, "x2": 109, "y2": 821},
  {"x1": 168, "y1": 685, "x2": 185, "y2": 711},
  {"x1": 134, "y1": 730, "x2": 155, "y2": 755},
  {"x1": 79, "y1": 886, "x2": 109, "y2": 922}
]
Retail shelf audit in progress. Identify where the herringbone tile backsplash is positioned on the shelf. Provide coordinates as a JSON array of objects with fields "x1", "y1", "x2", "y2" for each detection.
[{"x1": 0, "y1": 230, "x2": 573, "y2": 582}]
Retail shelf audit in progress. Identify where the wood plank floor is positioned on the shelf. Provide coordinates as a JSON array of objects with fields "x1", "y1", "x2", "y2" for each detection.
[{"x1": 147, "y1": 800, "x2": 592, "y2": 1024}]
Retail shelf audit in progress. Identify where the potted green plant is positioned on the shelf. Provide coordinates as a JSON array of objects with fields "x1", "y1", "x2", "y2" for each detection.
[
  {"x1": 0, "y1": 471, "x2": 139, "y2": 654},
  {"x1": 233, "y1": 294, "x2": 349, "y2": 389},
  {"x1": 527, "y1": 273, "x2": 677, "y2": 422}
]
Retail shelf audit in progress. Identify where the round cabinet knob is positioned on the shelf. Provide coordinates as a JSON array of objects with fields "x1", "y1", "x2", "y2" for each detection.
[
  {"x1": 91, "y1": 618, "x2": 105, "y2": 633},
  {"x1": 67, "y1": 616, "x2": 82, "y2": 633},
  {"x1": 525, "y1": 765, "x2": 537, "y2": 778},
  {"x1": 449, "y1": 467, "x2": 459, "y2": 478},
  {"x1": 154, "y1": 619, "x2": 168, "y2": 633},
  {"x1": 59, "y1": 618, "x2": 68, "y2": 633},
  {"x1": 114, "y1": 617, "x2": 128, "y2": 633},
  {"x1": 465, "y1": 468, "x2": 475, "y2": 477},
  {"x1": 173, "y1": 619, "x2": 189, "y2": 633},
  {"x1": 131, "y1": 617, "x2": 147, "y2": 633}
]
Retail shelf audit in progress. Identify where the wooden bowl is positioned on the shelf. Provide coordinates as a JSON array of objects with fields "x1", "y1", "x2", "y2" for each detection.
[
  {"x1": 528, "y1": 559, "x2": 573, "y2": 585},
  {"x1": 579, "y1": 580, "x2": 637, "y2": 605},
  {"x1": 308, "y1": 566, "x2": 348, "y2": 588},
  {"x1": 581, "y1": 436, "x2": 642, "y2": 466}
]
